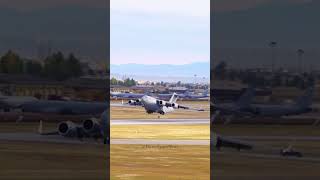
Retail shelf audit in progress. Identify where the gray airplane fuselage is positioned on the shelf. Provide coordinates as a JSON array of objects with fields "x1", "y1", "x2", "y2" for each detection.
[
  {"x1": 141, "y1": 95, "x2": 174, "y2": 115},
  {"x1": 111, "y1": 92, "x2": 145, "y2": 99},
  {"x1": 249, "y1": 104, "x2": 312, "y2": 117},
  {"x1": 20, "y1": 100, "x2": 108, "y2": 115}
]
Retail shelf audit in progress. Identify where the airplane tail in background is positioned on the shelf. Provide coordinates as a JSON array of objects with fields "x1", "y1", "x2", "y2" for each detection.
[
  {"x1": 202, "y1": 89, "x2": 209, "y2": 96},
  {"x1": 100, "y1": 110, "x2": 109, "y2": 144},
  {"x1": 295, "y1": 86, "x2": 314, "y2": 108},
  {"x1": 169, "y1": 93, "x2": 179, "y2": 103},
  {"x1": 235, "y1": 86, "x2": 255, "y2": 108}
]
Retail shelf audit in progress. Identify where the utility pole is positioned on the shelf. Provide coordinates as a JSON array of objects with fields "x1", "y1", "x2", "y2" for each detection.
[
  {"x1": 297, "y1": 49, "x2": 304, "y2": 74},
  {"x1": 269, "y1": 41, "x2": 277, "y2": 73}
]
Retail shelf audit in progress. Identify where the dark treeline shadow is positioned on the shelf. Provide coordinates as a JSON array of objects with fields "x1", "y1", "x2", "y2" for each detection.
[
  {"x1": 0, "y1": 0, "x2": 110, "y2": 179},
  {"x1": 212, "y1": 0, "x2": 320, "y2": 179}
]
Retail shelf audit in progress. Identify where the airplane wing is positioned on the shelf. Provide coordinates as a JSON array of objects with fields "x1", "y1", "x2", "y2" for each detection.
[
  {"x1": 110, "y1": 103, "x2": 144, "y2": 108},
  {"x1": 39, "y1": 131, "x2": 59, "y2": 135},
  {"x1": 180, "y1": 106, "x2": 209, "y2": 112},
  {"x1": 216, "y1": 135, "x2": 253, "y2": 151},
  {"x1": 212, "y1": 105, "x2": 254, "y2": 117},
  {"x1": 167, "y1": 102, "x2": 209, "y2": 112},
  {"x1": 111, "y1": 99, "x2": 144, "y2": 108}
]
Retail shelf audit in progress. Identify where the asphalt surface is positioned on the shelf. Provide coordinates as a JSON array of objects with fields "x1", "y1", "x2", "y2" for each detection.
[
  {"x1": 0, "y1": 118, "x2": 209, "y2": 145},
  {"x1": 215, "y1": 151, "x2": 320, "y2": 163},
  {"x1": 228, "y1": 136, "x2": 320, "y2": 141},
  {"x1": 0, "y1": 133, "x2": 209, "y2": 145}
]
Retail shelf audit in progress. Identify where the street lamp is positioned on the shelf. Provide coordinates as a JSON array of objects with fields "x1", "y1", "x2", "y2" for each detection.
[
  {"x1": 297, "y1": 49, "x2": 304, "y2": 74},
  {"x1": 269, "y1": 41, "x2": 277, "y2": 73}
]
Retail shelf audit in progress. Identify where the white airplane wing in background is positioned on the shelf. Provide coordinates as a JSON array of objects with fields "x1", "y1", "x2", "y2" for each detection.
[
  {"x1": 177, "y1": 105, "x2": 208, "y2": 112},
  {"x1": 110, "y1": 99, "x2": 144, "y2": 108}
]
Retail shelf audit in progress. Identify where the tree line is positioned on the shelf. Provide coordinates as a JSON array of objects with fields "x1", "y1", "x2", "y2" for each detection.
[
  {"x1": 110, "y1": 77, "x2": 137, "y2": 87},
  {"x1": 0, "y1": 50, "x2": 83, "y2": 81},
  {"x1": 213, "y1": 61, "x2": 315, "y2": 89}
]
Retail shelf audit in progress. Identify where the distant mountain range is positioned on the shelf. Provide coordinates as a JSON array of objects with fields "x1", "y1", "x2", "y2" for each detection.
[{"x1": 110, "y1": 62, "x2": 210, "y2": 83}]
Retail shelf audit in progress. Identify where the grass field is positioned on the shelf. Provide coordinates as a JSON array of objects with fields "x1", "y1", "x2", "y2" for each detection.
[
  {"x1": 111, "y1": 124, "x2": 209, "y2": 140},
  {"x1": 213, "y1": 124, "x2": 320, "y2": 136},
  {"x1": 0, "y1": 141, "x2": 108, "y2": 180},
  {"x1": 0, "y1": 141, "x2": 209, "y2": 180},
  {"x1": 111, "y1": 145, "x2": 209, "y2": 180},
  {"x1": 213, "y1": 150, "x2": 320, "y2": 180},
  {"x1": 2, "y1": 119, "x2": 320, "y2": 179}
]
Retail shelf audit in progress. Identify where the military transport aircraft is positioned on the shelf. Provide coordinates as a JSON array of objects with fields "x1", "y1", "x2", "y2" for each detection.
[
  {"x1": 248, "y1": 86, "x2": 315, "y2": 117},
  {"x1": 112, "y1": 93, "x2": 206, "y2": 115}
]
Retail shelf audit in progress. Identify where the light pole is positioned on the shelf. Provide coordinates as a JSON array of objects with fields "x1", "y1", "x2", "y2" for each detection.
[
  {"x1": 297, "y1": 49, "x2": 304, "y2": 74},
  {"x1": 269, "y1": 41, "x2": 277, "y2": 73}
]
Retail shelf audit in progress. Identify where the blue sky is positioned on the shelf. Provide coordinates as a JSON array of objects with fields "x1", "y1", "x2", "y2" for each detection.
[{"x1": 110, "y1": 0, "x2": 210, "y2": 65}]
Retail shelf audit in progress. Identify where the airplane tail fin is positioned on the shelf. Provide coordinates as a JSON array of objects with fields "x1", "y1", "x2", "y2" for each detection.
[
  {"x1": 100, "y1": 110, "x2": 109, "y2": 144},
  {"x1": 295, "y1": 86, "x2": 314, "y2": 108},
  {"x1": 169, "y1": 93, "x2": 179, "y2": 103},
  {"x1": 235, "y1": 86, "x2": 255, "y2": 108}
]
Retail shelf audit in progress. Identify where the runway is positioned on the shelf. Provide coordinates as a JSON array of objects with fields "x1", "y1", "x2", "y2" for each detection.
[
  {"x1": 0, "y1": 118, "x2": 209, "y2": 145},
  {"x1": 1, "y1": 132, "x2": 320, "y2": 162},
  {"x1": 1, "y1": 133, "x2": 319, "y2": 162},
  {"x1": 215, "y1": 151, "x2": 320, "y2": 163},
  {"x1": 111, "y1": 118, "x2": 209, "y2": 125},
  {"x1": 1, "y1": 132, "x2": 319, "y2": 145},
  {"x1": 227, "y1": 135, "x2": 320, "y2": 141},
  {"x1": 0, "y1": 133, "x2": 209, "y2": 145}
]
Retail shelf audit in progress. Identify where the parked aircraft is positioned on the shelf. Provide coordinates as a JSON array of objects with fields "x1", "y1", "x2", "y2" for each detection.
[
  {"x1": 110, "y1": 91, "x2": 150, "y2": 99},
  {"x1": 0, "y1": 95, "x2": 38, "y2": 111},
  {"x1": 39, "y1": 110, "x2": 109, "y2": 144},
  {"x1": 19, "y1": 100, "x2": 108, "y2": 115},
  {"x1": 248, "y1": 87, "x2": 314, "y2": 117},
  {"x1": 158, "y1": 90, "x2": 209, "y2": 100},
  {"x1": 212, "y1": 86, "x2": 255, "y2": 117}
]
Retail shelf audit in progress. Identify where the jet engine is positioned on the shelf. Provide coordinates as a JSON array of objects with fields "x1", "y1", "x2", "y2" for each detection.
[
  {"x1": 171, "y1": 103, "x2": 179, "y2": 108},
  {"x1": 156, "y1": 100, "x2": 166, "y2": 106},
  {"x1": 58, "y1": 121, "x2": 79, "y2": 137},
  {"x1": 82, "y1": 118, "x2": 101, "y2": 137},
  {"x1": 128, "y1": 99, "x2": 141, "y2": 105},
  {"x1": 165, "y1": 102, "x2": 179, "y2": 108}
]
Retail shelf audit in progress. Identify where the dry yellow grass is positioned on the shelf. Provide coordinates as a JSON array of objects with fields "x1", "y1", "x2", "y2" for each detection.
[
  {"x1": 0, "y1": 141, "x2": 209, "y2": 180},
  {"x1": 111, "y1": 124, "x2": 210, "y2": 140},
  {"x1": 111, "y1": 145, "x2": 210, "y2": 180},
  {"x1": 0, "y1": 141, "x2": 108, "y2": 180}
]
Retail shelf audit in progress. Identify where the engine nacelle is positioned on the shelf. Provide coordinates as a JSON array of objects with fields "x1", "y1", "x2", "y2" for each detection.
[
  {"x1": 171, "y1": 103, "x2": 179, "y2": 108},
  {"x1": 156, "y1": 100, "x2": 166, "y2": 106},
  {"x1": 58, "y1": 121, "x2": 78, "y2": 137},
  {"x1": 128, "y1": 99, "x2": 141, "y2": 105},
  {"x1": 82, "y1": 118, "x2": 101, "y2": 136}
]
